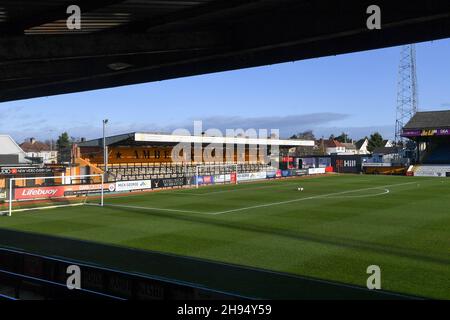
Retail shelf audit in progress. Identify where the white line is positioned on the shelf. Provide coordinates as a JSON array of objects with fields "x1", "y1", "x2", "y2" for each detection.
[
  {"x1": 211, "y1": 181, "x2": 417, "y2": 215},
  {"x1": 172, "y1": 182, "x2": 296, "y2": 196},
  {"x1": 324, "y1": 188, "x2": 390, "y2": 198},
  {"x1": 92, "y1": 180, "x2": 427, "y2": 217},
  {"x1": 1, "y1": 203, "x2": 85, "y2": 215},
  {"x1": 103, "y1": 203, "x2": 207, "y2": 215}
]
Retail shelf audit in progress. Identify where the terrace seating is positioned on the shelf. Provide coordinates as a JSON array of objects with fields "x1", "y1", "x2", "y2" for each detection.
[
  {"x1": 425, "y1": 145, "x2": 450, "y2": 164},
  {"x1": 101, "y1": 163, "x2": 270, "y2": 181}
]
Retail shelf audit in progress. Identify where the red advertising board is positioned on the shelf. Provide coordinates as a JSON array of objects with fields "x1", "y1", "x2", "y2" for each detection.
[
  {"x1": 14, "y1": 186, "x2": 65, "y2": 200},
  {"x1": 203, "y1": 176, "x2": 213, "y2": 184},
  {"x1": 14, "y1": 183, "x2": 114, "y2": 200}
]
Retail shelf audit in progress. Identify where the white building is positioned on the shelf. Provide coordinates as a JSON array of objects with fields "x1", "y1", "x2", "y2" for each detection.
[
  {"x1": 324, "y1": 140, "x2": 346, "y2": 154},
  {"x1": 0, "y1": 135, "x2": 29, "y2": 164},
  {"x1": 19, "y1": 138, "x2": 58, "y2": 164},
  {"x1": 355, "y1": 138, "x2": 370, "y2": 155}
]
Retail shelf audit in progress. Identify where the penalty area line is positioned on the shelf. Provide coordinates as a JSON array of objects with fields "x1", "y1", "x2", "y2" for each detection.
[
  {"x1": 211, "y1": 181, "x2": 417, "y2": 215},
  {"x1": 325, "y1": 188, "x2": 390, "y2": 199}
]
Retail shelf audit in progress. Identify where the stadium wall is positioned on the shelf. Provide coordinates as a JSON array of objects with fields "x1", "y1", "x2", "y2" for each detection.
[{"x1": 413, "y1": 165, "x2": 450, "y2": 177}]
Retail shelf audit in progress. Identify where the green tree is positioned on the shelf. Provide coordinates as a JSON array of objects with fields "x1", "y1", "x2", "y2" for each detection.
[
  {"x1": 289, "y1": 131, "x2": 316, "y2": 156},
  {"x1": 335, "y1": 132, "x2": 350, "y2": 143},
  {"x1": 368, "y1": 132, "x2": 384, "y2": 152},
  {"x1": 290, "y1": 130, "x2": 315, "y2": 140},
  {"x1": 57, "y1": 132, "x2": 72, "y2": 163}
]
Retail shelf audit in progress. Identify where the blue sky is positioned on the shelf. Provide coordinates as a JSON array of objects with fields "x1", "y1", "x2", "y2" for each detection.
[{"x1": 1, "y1": 38, "x2": 450, "y2": 143}]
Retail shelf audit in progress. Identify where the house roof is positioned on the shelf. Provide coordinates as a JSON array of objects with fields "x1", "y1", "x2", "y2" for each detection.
[
  {"x1": 341, "y1": 143, "x2": 356, "y2": 150},
  {"x1": 355, "y1": 138, "x2": 367, "y2": 149},
  {"x1": 0, "y1": 135, "x2": 25, "y2": 155},
  {"x1": 372, "y1": 147, "x2": 400, "y2": 155},
  {"x1": 0, "y1": 135, "x2": 29, "y2": 164},
  {"x1": 324, "y1": 140, "x2": 344, "y2": 148},
  {"x1": 403, "y1": 110, "x2": 450, "y2": 130},
  {"x1": 20, "y1": 140, "x2": 51, "y2": 152}
]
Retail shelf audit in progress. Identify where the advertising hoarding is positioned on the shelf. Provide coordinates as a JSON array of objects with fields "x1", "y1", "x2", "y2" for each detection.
[
  {"x1": 14, "y1": 182, "x2": 116, "y2": 200},
  {"x1": 115, "y1": 180, "x2": 152, "y2": 192},
  {"x1": 0, "y1": 167, "x2": 63, "y2": 176},
  {"x1": 281, "y1": 170, "x2": 290, "y2": 177},
  {"x1": 266, "y1": 170, "x2": 277, "y2": 179},
  {"x1": 402, "y1": 128, "x2": 450, "y2": 137},
  {"x1": 64, "y1": 183, "x2": 115, "y2": 196},
  {"x1": 331, "y1": 155, "x2": 363, "y2": 174},
  {"x1": 292, "y1": 169, "x2": 308, "y2": 176},
  {"x1": 308, "y1": 168, "x2": 326, "y2": 175},
  {"x1": 152, "y1": 177, "x2": 186, "y2": 189},
  {"x1": 237, "y1": 172, "x2": 267, "y2": 182},
  {"x1": 14, "y1": 186, "x2": 65, "y2": 200}
]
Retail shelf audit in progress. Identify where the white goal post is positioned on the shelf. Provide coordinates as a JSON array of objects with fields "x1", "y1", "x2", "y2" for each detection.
[
  {"x1": 195, "y1": 163, "x2": 239, "y2": 189},
  {"x1": 5, "y1": 174, "x2": 105, "y2": 217}
]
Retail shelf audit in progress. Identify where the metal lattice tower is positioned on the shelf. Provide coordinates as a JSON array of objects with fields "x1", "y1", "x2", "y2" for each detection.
[{"x1": 395, "y1": 44, "x2": 419, "y2": 144}]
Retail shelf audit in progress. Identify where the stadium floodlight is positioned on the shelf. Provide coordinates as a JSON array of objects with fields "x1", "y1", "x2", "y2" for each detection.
[
  {"x1": 5, "y1": 173, "x2": 105, "y2": 217},
  {"x1": 103, "y1": 119, "x2": 109, "y2": 173},
  {"x1": 195, "y1": 163, "x2": 239, "y2": 189}
]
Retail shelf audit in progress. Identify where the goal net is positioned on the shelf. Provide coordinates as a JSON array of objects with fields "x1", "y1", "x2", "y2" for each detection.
[
  {"x1": 3, "y1": 174, "x2": 104, "y2": 217},
  {"x1": 194, "y1": 163, "x2": 238, "y2": 189}
]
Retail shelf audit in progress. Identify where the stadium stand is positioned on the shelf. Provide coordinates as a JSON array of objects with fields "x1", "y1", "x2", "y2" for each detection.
[
  {"x1": 402, "y1": 110, "x2": 450, "y2": 177},
  {"x1": 75, "y1": 132, "x2": 314, "y2": 182},
  {"x1": 423, "y1": 143, "x2": 450, "y2": 164},
  {"x1": 97, "y1": 163, "x2": 270, "y2": 182}
]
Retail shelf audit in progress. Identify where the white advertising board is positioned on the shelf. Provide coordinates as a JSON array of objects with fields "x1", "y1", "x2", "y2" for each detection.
[
  {"x1": 115, "y1": 180, "x2": 152, "y2": 192},
  {"x1": 308, "y1": 168, "x2": 326, "y2": 175}
]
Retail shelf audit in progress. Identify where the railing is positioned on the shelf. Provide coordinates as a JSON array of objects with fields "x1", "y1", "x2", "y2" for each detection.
[{"x1": 0, "y1": 247, "x2": 243, "y2": 300}]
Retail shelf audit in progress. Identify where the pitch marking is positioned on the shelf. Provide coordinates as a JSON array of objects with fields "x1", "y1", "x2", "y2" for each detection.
[
  {"x1": 211, "y1": 181, "x2": 417, "y2": 215},
  {"x1": 324, "y1": 188, "x2": 390, "y2": 199},
  {"x1": 102, "y1": 181, "x2": 419, "y2": 216}
]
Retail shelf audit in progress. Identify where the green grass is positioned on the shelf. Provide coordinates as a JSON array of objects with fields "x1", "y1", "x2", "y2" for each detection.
[{"x1": 1, "y1": 174, "x2": 449, "y2": 299}]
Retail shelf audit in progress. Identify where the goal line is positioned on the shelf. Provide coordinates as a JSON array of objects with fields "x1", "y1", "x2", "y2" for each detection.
[{"x1": 4, "y1": 174, "x2": 105, "y2": 217}]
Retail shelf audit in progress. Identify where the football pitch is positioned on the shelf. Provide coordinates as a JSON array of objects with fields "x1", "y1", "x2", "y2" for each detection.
[{"x1": 0, "y1": 174, "x2": 449, "y2": 299}]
